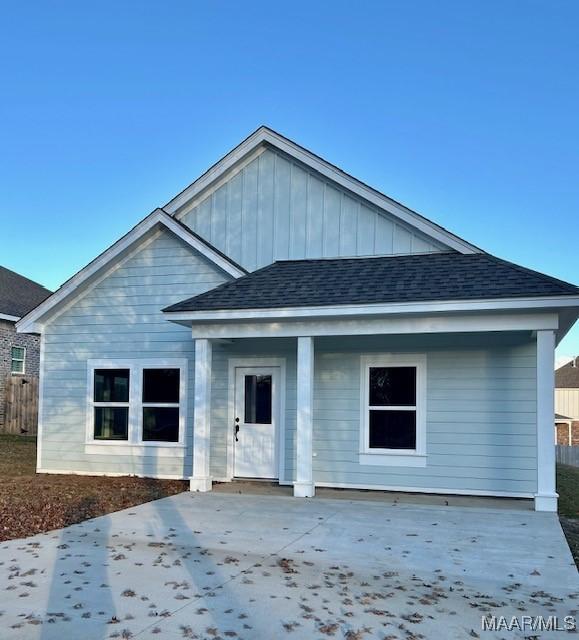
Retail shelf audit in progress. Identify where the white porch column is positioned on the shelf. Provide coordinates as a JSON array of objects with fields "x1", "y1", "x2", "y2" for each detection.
[
  {"x1": 294, "y1": 336, "x2": 315, "y2": 498},
  {"x1": 535, "y1": 330, "x2": 557, "y2": 512},
  {"x1": 190, "y1": 338, "x2": 213, "y2": 492}
]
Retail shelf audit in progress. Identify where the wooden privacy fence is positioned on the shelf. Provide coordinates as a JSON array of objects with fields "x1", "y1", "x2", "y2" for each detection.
[
  {"x1": 556, "y1": 445, "x2": 579, "y2": 467},
  {"x1": 3, "y1": 375, "x2": 38, "y2": 436}
]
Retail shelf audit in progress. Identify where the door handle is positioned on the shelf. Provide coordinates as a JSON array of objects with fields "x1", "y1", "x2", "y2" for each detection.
[{"x1": 234, "y1": 422, "x2": 240, "y2": 442}]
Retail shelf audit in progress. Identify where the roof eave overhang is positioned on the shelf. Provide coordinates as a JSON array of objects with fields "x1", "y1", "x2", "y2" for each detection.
[
  {"x1": 163, "y1": 295, "x2": 579, "y2": 324},
  {"x1": 163, "y1": 296, "x2": 579, "y2": 345},
  {"x1": 0, "y1": 313, "x2": 21, "y2": 322},
  {"x1": 16, "y1": 208, "x2": 246, "y2": 334}
]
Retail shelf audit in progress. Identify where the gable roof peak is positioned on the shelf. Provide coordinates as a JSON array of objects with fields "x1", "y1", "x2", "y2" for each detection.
[
  {"x1": 163, "y1": 127, "x2": 482, "y2": 255},
  {"x1": 16, "y1": 207, "x2": 246, "y2": 334}
]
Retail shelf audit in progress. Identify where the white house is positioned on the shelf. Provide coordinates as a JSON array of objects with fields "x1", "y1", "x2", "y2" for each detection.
[{"x1": 17, "y1": 127, "x2": 579, "y2": 511}]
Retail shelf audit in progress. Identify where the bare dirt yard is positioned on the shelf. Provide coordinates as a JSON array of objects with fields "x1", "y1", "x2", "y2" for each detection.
[{"x1": 0, "y1": 435, "x2": 186, "y2": 542}]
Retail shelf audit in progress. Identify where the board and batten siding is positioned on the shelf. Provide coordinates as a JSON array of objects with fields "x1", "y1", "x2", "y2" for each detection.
[
  {"x1": 179, "y1": 148, "x2": 447, "y2": 271},
  {"x1": 40, "y1": 229, "x2": 229, "y2": 478},
  {"x1": 555, "y1": 388, "x2": 579, "y2": 419},
  {"x1": 282, "y1": 334, "x2": 537, "y2": 496}
]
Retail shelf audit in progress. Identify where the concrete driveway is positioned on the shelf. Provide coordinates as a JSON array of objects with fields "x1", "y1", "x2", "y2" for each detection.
[{"x1": 0, "y1": 491, "x2": 577, "y2": 640}]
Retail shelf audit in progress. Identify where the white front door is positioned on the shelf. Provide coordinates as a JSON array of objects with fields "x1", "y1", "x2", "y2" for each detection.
[{"x1": 234, "y1": 366, "x2": 279, "y2": 479}]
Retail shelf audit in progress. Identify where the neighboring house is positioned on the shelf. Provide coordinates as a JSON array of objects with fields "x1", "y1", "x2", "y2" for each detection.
[
  {"x1": 16, "y1": 127, "x2": 579, "y2": 512},
  {"x1": 0, "y1": 266, "x2": 51, "y2": 430},
  {"x1": 555, "y1": 358, "x2": 579, "y2": 445}
]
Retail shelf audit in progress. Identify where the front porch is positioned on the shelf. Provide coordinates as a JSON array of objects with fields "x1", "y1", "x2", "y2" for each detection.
[
  {"x1": 184, "y1": 326, "x2": 558, "y2": 511},
  {"x1": 212, "y1": 477, "x2": 534, "y2": 510}
]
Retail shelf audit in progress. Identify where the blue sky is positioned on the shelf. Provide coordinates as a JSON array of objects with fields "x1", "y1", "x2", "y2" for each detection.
[{"x1": 1, "y1": 1, "x2": 578, "y2": 358}]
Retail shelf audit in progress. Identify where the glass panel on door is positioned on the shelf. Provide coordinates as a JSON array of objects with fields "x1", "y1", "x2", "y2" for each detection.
[
  {"x1": 244, "y1": 375, "x2": 272, "y2": 424},
  {"x1": 234, "y1": 367, "x2": 278, "y2": 479}
]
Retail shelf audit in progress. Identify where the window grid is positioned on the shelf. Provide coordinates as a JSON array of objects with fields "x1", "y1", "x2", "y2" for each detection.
[
  {"x1": 10, "y1": 346, "x2": 26, "y2": 374},
  {"x1": 86, "y1": 360, "x2": 187, "y2": 447},
  {"x1": 93, "y1": 369, "x2": 130, "y2": 441},
  {"x1": 142, "y1": 369, "x2": 181, "y2": 443},
  {"x1": 360, "y1": 355, "x2": 427, "y2": 459}
]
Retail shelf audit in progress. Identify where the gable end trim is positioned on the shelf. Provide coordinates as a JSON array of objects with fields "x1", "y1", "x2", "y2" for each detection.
[
  {"x1": 164, "y1": 126, "x2": 481, "y2": 255},
  {"x1": 16, "y1": 208, "x2": 246, "y2": 334}
]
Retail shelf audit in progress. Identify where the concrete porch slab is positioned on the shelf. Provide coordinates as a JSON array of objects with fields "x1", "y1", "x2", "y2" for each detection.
[
  {"x1": 0, "y1": 492, "x2": 576, "y2": 639},
  {"x1": 212, "y1": 479, "x2": 535, "y2": 510}
]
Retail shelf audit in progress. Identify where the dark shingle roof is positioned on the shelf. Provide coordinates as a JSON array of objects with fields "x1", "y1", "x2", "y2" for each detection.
[
  {"x1": 556, "y1": 359, "x2": 579, "y2": 388},
  {"x1": 0, "y1": 266, "x2": 52, "y2": 318},
  {"x1": 163, "y1": 252, "x2": 579, "y2": 313}
]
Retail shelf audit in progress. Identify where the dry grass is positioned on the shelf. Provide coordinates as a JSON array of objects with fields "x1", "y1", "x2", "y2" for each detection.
[
  {"x1": 0, "y1": 435, "x2": 186, "y2": 541},
  {"x1": 557, "y1": 463, "x2": 579, "y2": 568}
]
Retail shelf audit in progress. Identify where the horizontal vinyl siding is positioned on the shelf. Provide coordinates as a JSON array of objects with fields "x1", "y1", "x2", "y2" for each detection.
[
  {"x1": 180, "y1": 148, "x2": 446, "y2": 271},
  {"x1": 210, "y1": 349, "x2": 229, "y2": 477},
  {"x1": 555, "y1": 388, "x2": 579, "y2": 419},
  {"x1": 40, "y1": 229, "x2": 229, "y2": 478},
  {"x1": 307, "y1": 336, "x2": 537, "y2": 495},
  {"x1": 211, "y1": 333, "x2": 537, "y2": 496}
]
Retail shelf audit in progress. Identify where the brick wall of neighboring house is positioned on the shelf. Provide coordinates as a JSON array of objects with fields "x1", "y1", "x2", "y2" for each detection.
[
  {"x1": 0, "y1": 319, "x2": 41, "y2": 428},
  {"x1": 556, "y1": 420, "x2": 579, "y2": 446}
]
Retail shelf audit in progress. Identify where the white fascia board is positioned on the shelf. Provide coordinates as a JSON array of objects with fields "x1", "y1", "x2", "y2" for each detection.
[
  {"x1": 186, "y1": 312, "x2": 559, "y2": 340},
  {"x1": 170, "y1": 146, "x2": 268, "y2": 219},
  {"x1": 163, "y1": 295, "x2": 579, "y2": 323},
  {"x1": 163, "y1": 126, "x2": 480, "y2": 254},
  {"x1": 164, "y1": 131, "x2": 268, "y2": 214},
  {"x1": 259, "y1": 129, "x2": 479, "y2": 254},
  {"x1": 0, "y1": 313, "x2": 20, "y2": 322},
  {"x1": 16, "y1": 208, "x2": 245, "y2": 334}
]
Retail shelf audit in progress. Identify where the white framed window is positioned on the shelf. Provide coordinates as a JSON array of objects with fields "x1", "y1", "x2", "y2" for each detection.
[
  {"x1": 141, "y1": 366, "x2": 182, "y2": 443},
  {"x1": 92, "y1": 368, "x2": 130, "y2": 441},
  {"x1": 359, "y1": 354, "x2": 427, "y2": 467},
  {"x1": 11, "y1": 346, "x2": 26, "y2": 374},
  {"x1": 86, "y1": 359, "x2": 187, "y2": 450}
]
